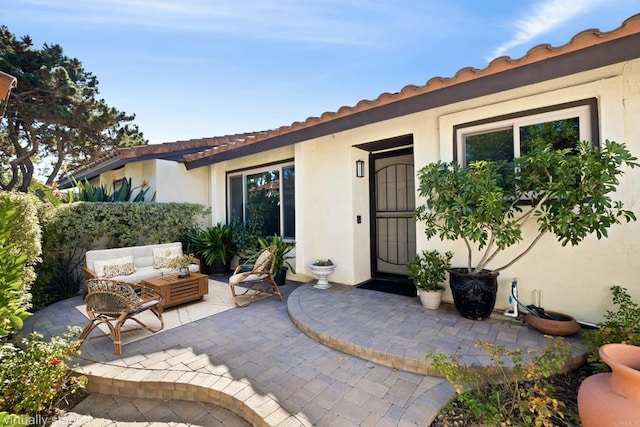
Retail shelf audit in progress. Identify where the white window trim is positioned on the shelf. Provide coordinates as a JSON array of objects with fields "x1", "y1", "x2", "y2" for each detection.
[
  {"x1": 456, "y1": 104, "x2": 592, "y2": 165},
  {"x1": 227, "y1": 161, "x2": 295, "y2": 239}
]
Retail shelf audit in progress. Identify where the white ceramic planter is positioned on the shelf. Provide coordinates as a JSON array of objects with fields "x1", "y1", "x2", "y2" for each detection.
[
  {"x1": 418, "y1": 288, "x2": 443, "y2": 309},
  {"x1": 309, "y1": 264, "x2": 336, "y2": 289}
]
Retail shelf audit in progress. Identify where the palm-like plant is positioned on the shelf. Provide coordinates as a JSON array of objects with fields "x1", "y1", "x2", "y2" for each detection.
[
  {"x1": 258, "y1": 235, "x2": 296, "y2": 273},
  {"x1": 185, "y1": 223, "x2": 236, "y2": 267}
]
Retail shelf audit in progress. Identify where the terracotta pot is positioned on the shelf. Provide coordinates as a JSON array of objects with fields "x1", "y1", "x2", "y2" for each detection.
[
  {"x1": 524, "y1": 311, "x2": 581, "y2": 336},
  {"x1": 578, "y1": 343, "x2": 640, "y2": 427}
]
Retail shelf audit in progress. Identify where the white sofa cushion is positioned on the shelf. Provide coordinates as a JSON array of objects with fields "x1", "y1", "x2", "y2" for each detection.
[{"x1": 85, "y1": 242, "x2": 196, "y2": 284}]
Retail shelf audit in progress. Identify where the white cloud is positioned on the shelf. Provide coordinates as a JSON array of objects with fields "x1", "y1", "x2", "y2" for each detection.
[
  {"x1": 488, "y1": 0, "x2": 608, "y2": 60},
  {"x1": 9, "y1": 0, "x2": 405, "y2": 47}
]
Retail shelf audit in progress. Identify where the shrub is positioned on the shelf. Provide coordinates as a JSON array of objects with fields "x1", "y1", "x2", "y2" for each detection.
[
  {"x1": 0, "y1": 327, "x2": 87, "y2": 416},
  {"x1": 185, "y1": 222, "x2": 236, "y2": 267},
  {"x1": 406, "y1": 250, "x2": 453, "y2": 291},
  {"x1": 426, "y1": 338, "x2": 574, "y2": 426},
  {"x1": 583, "y1": 286, "x2": 640, "y2": 370},
  {"x1": 33, "y1": 201, "x2": 208, "y2": 307},
  {"x1": 0, "y1": 192, "x2": 42, "y2": 335}
]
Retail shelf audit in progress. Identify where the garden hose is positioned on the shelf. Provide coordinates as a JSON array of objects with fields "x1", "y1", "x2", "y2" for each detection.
[{"x1": 510, "y1": 281, "x2": 564, "y2": 320}]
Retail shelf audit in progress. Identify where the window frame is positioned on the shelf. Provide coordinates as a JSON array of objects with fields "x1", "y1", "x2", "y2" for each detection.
[
  {"x1": 453, "y1": 98, "x2": 599, "y2": 164},
  {"x1": 226, "y1": 160, "x2": 295, "y2": 240}
]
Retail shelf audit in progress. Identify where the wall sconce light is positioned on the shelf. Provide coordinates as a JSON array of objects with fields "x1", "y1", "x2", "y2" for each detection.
[{"x1": 356, "y1": 160, "x2": 365, "y2": 178}]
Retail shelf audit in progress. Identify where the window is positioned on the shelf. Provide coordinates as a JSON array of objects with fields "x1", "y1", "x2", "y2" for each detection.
[
  {"x1": 228, "y1": 163, "x2": 295, "y2": 239},
  {"x1": 455, "y1": 100, "x2": 597, "y2": 166}
]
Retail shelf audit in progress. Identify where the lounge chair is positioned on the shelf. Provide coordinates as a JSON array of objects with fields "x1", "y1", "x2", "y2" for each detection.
[
  {"x1": 229, "y1": 246, "x2": 283, "y2": 307},
  {"x1": 78, "y1": 279, "x2": 164, "y2": 355}
]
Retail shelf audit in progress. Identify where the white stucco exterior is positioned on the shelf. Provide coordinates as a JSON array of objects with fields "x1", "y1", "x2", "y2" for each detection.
[
  {"x1": 188, "y1": 58, "x2": 638, "y2": 323},
  {"x1": 84, "y1": 36, "x2": 640, "y2": 324}
]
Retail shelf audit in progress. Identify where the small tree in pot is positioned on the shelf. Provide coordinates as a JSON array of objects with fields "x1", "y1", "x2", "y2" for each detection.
[
  {"x1": 415, "y1": 139, "x2": 637, "y2": 320},
  {"x1": 407, "y1": 250, "x2": 453, "y2": 309}
]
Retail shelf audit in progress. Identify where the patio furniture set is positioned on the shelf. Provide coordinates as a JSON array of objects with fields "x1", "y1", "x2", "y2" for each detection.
[{"x1": 79, "y1": 242, "x2": 283, "y2": 354}]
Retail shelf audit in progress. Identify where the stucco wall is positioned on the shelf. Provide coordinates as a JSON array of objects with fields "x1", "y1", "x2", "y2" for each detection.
[
  {"x1": 172, "y1": 58, "x2": 640, "y2": 323},
  {"x1": 154, "y1": 160, "x2": 209, "y2": 207},
  {"x1": 93, "y1": 161, "x2": 153, "y2": 201},
  {"x1": 400, "y1": 61, "x2": 638, "y2": 322},
  {"x1": 263, "y1": 59, "x2": 639, "y2": 323},
  {"x1": 420, "y1": 62, "x2": 640, "y2": 323}
]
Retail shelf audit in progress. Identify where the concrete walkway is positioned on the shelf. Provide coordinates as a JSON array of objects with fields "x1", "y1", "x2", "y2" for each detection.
[{"x1": 23, "y1": 280, "x2": 586, "y2": 426}]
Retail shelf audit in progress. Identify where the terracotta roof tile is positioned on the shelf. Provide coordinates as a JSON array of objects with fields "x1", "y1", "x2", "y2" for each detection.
[
  {"x1": 68, "y1": 132, "x2": 264, "y2": 177},
  {"x1": 181, "y1": 13, "x2": 640, "y2": 165},
  {"x1": 72, "y1": 13, "x2": 640, "y2": 175}
]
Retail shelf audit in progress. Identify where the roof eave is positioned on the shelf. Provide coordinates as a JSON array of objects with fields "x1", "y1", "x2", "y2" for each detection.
[
  {"x1": 58, "y1": 156, "x2": 126, "y2": 189},
  {"x1": 185, "y1": 30, "x2": 640, "y2": 170}
]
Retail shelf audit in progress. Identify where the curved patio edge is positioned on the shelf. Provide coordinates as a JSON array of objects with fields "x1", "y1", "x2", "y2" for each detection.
[
  {"x1": 74, "y1": 362, "x2": 312, "y2": 427},
  {"x1": 287, "y1": 283, "x2": 588, "y2": 377},
  {"x1": 288, "y1": 290, "x2": 432, "y2": 375}
]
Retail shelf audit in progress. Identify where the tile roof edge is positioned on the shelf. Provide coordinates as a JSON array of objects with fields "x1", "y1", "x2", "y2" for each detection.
[
  {"x1": 75, "y1": 14, "x2": 640, "y2": 170},
  {"x1": 183, "y1": 13, "x2": 640, "y2": 163}
]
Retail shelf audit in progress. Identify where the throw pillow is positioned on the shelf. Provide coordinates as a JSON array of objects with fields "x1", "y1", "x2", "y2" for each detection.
[
  {"x1": 93, "y1": 256, "x2": 136, "y2": 279},
  {"x1": 153, "y1": 246, "x2": 183, "y2": 269},
  {"x1": 253, "y1": 249, "x2": 273, "y2": 273}
]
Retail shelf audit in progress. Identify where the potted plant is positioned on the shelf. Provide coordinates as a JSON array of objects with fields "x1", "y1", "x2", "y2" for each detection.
[
  {"x1": 166, "y1": 253, "x2": 199, "y2": 278},
  {"x1": 415, "y1": 139, "x2": 637, "y2": 320},
  {"x1": 407, "y1": 250, "x2": 453, "y2": 309},
  {"x1": 185, "y1": 222, "x2": 237, "y2": 275},
  {"x1": 309, "y1": 259, "x2": 336, "y2": 289},
  {"x1": 258, "y1": 235, "x2": 296, "y2": 286}
]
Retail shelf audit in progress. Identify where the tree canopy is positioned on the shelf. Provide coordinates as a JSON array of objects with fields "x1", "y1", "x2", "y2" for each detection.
[{"x1": 0, "y1": 26, "x2": 146, "y2": 192}]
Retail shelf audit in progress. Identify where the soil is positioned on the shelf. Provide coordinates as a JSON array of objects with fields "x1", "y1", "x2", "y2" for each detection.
[
  {"x1": 430, "y1": 363, "x2": 593, "y2": 426},
  {"x1": 36, "y1": 388, "x2": 89, "y2": 426}
]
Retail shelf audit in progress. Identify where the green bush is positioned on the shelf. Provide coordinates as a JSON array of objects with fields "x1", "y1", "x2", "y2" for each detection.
[
  {"x1": 406, "y1": 249, "x2": 453, "y2": 291},
  {"x1": 583, "y1": 286, "x2": 640, "y2": 370},
  {"x1": 0, "y1": 328, "x2": 87, "y2": 416},
  {"x1": 0, "y1": 192, "x2": 42, "y2": 335},
  {"x1": 426, "y1": 338, "x2": 574, "y2": 426},
  {"x1": 33, "y1": 202, "x2": 208, "y2": 307}
]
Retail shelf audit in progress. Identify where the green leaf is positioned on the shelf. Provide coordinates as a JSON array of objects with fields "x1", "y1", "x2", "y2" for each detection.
[{"x1": 9, "y1": 315, "x2": 24, "y2": 330}]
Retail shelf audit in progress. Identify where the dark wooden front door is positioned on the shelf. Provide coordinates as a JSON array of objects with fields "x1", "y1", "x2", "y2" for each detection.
[{"x1": 372, "y1": 151, "x2": 416, "y2": 277}]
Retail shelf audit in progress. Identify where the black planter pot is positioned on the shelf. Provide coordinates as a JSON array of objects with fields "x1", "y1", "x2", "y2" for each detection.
[
  {"x1": 448, "y1": 268, "x2": 499, "y2": 320},
  {"x1": 274, "y1": 268, "x2": 288, "y2": 287},
  {"x1": 209, "y1": 256, "x2": 233, "y2": 276}
]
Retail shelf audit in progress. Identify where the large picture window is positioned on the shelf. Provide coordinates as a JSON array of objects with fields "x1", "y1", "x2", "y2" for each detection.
[
  {"x1": 455, "y1": 99, "x2": 598, "y2": 166},
  {"x1": 228, "y1": 162, "x2": 295, "y2": 239}
]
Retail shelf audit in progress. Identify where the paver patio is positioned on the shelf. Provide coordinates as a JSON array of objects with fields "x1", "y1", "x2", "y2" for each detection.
[{"x1": 23, "y1": 279, "x2": 587, "y2": 426}]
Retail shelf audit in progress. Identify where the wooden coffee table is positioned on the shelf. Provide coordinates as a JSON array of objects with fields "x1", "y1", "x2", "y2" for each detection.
[{"x1": 141, "y1": 272, "x2": 209, "y2": 308}]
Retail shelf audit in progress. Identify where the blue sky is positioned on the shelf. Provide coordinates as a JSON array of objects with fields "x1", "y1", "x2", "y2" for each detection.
[{"x1": 3, "y1": 0, "x2": 639, "y2": 145}]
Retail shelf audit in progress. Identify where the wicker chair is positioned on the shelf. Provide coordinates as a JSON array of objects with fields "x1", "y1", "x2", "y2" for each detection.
[
  {"x1": 229, "y1": 246, "x2": 283, "y2": 307},
  {"x1": 78, "y1": 279, "x2": 164, "y2": 355}
]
